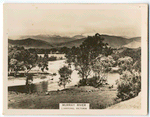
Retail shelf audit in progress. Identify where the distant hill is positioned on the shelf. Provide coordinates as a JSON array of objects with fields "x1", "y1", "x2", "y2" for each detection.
[
  {"x1": 72, "y1": 35, "x2": 86, "y2": 40},
  {"x1": 19, "y1": 34, "x2": 86, "y2": 45},
  {"x1": 129, "y1": 37, "x2": 141, "y2": 42},
  {"x1": 56, "y1": 35, "x2": 141, "y2": 48},
  {"x1": 8, "y1": 38, "x2": 53, "y2": 49},
  {"x1": 123, "y1": 41, "x2": 141, "y2": 48},
  {"x1": 123, "y1": 37, "x2": 141, "y2": 48},
  {"x1": 101, "y1": 35, "x2": 133, "y2": 48},
  {"x1": 56, "y1": 38, "x2": 86, "y2": 48}
]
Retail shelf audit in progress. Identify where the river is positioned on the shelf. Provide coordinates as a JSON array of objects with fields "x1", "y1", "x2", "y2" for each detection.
[{"x1": 8, "y1": 60, "x2": 120, "y2": 92}]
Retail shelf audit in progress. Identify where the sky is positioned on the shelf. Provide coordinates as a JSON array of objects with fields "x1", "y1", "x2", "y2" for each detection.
[{"x1": 4, "y1": 4, "x2": 142, "y2": 38}]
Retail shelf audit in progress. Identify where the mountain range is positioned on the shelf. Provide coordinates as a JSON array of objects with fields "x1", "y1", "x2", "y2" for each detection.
[
  {"x1": 8, "y1": 38, "x2": 53, "y2": 49},
  {"x1": 8, "y1": 34, "x2": 141, "y2": 49},
  {"x1": 18, "y1": 34, "x2": 85, "y2": 44}
]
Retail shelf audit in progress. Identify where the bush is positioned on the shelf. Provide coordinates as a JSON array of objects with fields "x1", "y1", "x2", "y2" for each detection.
[
  {"x1": 78, "y1": 79, "x2": 87, "y2": 86},
  {"x1": 78, "y1": 76, "x2": 106, "y2": 88},
  {"x1": 86, "y1": 77, "x2": 100, "y2": 87},
  {"x1": 116, "y1": 70, "x2": 141, "y2": 100}
]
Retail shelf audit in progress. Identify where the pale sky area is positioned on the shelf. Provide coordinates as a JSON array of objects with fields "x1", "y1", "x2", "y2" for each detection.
[{"x1": 4, "y1": 4, "x2": 141, "y2": 38}]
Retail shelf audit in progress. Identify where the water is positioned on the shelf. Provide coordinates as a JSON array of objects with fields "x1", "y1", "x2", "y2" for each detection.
[
  {"x1": 8, "y1": 81, "x2": 49, "y2": 93},
  {"x1": 107, "y1": 73, "x2": 120, "y2": 85},
  {"x1": 8, "y1": 60, "x2": 120, "y2": 93},
  {"x1": 8, "y1": 73, "x2": 120, "y2": 93}
]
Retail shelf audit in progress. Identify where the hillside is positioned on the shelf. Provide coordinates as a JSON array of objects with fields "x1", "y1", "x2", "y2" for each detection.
[
  {"x1": 56, "y1": 35, "x2": 141, "y2": 48},
  {"x1": 8, "y1": 38, "x2": 53, "y2": 49},
  {"x1": 123, "y1": 37, "x2": 141, "y2": 48},
  {"x1": 101, "y1": 35, "x2": 133, "y2": 48},
  {"x1": 123, "y1": 41, "x2": 141, "y2": 48},
  {"x1": 129, "y1": 37, "x2": 141, "y2": 42},
  {"x1": 56, "y1": 38, "x2": 86, "y2": 48}
]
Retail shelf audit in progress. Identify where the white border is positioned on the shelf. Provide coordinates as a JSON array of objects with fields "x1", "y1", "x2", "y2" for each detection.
[{"x1": 2, "y1": 3, "x2": 148, "y2": 116}]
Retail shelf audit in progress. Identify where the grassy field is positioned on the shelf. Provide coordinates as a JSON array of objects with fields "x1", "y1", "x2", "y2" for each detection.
[{"x1": 8, "y1": 86, "x2": 119, "y2": 109}]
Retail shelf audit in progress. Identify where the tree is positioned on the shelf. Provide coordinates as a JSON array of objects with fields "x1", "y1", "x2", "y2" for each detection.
[
  {"x1": 66, "y1": 33, "x2": 112, "y2": 84},
  {"x1": 74, "y1": 47, "x2": 92, "y2": 81},
  {"x1": 80, "y1": 33, "x2": 112, "y2": 59},
  {"x1": 117, "y1": 56, "x2": 133, "y2": 74},
  {"x1": 37, "y1": 54, "x2": 49, "y2": 72},
  {"x1": 59, "y1": 46, "x2": 70, "y2": 54},
  {"x1": 44, "y1": 53, "x2": 48, "y2": 59},
  {"x1": 91, "y1": 55, "x2": 115, "y2": 85},
  {"x1": 100, "y1": 55, "x2": 116, "y2": 72},
  {"x1": 65, "y1": 46, "x2": 80, "y2": 67},
  {"x1": 116, "y1": 55, "x2": 141, "y2": 100},
  {"x1": 58, "y1": 66, "x2": 72, "y2": 88},
  {"x1": 8, "y1": 46, "x2": 38, "y2": 76}
]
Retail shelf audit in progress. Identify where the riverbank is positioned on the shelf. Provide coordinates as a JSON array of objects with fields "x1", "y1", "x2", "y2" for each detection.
[{"x1": 8, "y1": 74, "x2": 52, "y2": 87}]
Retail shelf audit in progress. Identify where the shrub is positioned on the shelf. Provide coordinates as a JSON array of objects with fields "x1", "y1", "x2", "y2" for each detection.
[
  {"x1": 86, "y1": 77, "x2": 101, "y2": 88},
  {"x1": 116, "y1": 70, "x2": 141, "y2": 100},
  {"x1": 78, "y1": 76, "x2": 107, "y2": 88},
  {"x1": 78, "y1": 79, "x2": 87, "y2": 86},
  {"x1": 58, "y1": 66, "x2": 72, "y2": 88}
]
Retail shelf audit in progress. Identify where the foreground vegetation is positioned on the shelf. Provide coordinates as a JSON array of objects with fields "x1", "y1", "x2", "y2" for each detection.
[{"x1": 8, "y1": 86, "x2": 118, "y2": 109}]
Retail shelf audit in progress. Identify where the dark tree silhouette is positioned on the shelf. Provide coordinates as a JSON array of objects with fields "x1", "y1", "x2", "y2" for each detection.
[{"x1": 66, "y1": 33, "x2": 112, "y2": 83}]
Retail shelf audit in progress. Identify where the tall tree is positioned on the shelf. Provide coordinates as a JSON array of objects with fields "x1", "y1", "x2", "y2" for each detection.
[{"x1": 66, "y1": 33, "x2": 112, "y2": 83}]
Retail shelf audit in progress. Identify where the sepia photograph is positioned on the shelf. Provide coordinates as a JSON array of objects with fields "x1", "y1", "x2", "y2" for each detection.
[{"x1": 3, "y1": 3, "x2": 148, "y2": 115}]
